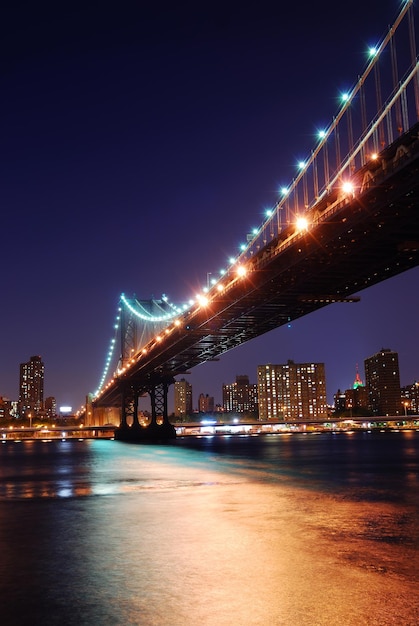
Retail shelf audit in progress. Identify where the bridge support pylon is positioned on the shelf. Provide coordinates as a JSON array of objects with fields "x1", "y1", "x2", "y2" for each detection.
[{"x1": 115, "y1": 375, "x2": 176, "y2": 443}]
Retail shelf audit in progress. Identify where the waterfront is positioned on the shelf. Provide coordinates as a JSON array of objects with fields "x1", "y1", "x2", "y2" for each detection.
[{"x1": 0, "y1": 431, "x2": 418, "y2": 625}]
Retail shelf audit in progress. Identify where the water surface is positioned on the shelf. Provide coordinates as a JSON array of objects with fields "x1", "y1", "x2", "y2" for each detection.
[{"x1": 0, "y1": 431, "x2": 418, "y2": 625}]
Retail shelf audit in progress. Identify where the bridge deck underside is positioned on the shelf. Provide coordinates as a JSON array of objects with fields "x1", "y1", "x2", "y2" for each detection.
[{"x1": 96, "y1": 126, "x2": 419, "y2": 405}]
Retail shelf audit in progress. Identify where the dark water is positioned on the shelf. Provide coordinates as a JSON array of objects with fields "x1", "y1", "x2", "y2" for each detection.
[{"x1": 0, "y1": 431, "x2": 418, "y2": 625}]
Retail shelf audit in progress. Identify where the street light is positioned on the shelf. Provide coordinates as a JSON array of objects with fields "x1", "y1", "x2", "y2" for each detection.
[
  {"x1": 403, "y1": 402, "x2": 408, "y2": 417},
  {"x1": 28, "y1": 412, "x2": 32, "y2": 428}
]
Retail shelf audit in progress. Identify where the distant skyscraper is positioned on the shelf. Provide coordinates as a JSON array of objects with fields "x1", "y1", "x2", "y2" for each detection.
[
  {"x1": 401, "y1": 381, "x2": 419, "y2": 414},
  {"x1": 198, "y1": 393, "x2": 214, "y2": 413},
  {"x1": 364, "y1": 348, "x2": 401, "y2": 416},
  {"x1": 19, "y1": 355, "x2": 44, "y2": 417},
  {"x1": 44, "y1": 396, "x2": 57, "y2": 420},
  {"x1": 222, "y1": 375, "x2": 258, "y2": 414},
  {"x1": 257, "y1": 360, "x2": 327, "y2": 421},
  {"x1": 344, "y1": 365, "x2": 368, "y2": 413},
  {"x1": 174, "y1": 378, "x2": 192, "y2": 417},
  {"x1": 0, "y1": 396, "x2": 13, "y2": 420}
]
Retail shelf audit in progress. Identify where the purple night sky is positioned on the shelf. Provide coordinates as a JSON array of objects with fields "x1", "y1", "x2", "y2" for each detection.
[{"x1": 1, "y1": 0, "x2": 418, "y2": 413}]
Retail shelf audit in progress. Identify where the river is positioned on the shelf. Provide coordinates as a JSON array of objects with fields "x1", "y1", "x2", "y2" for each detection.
[{"x1": 0, "y1": 430, "x2": 418, "y2": 625}]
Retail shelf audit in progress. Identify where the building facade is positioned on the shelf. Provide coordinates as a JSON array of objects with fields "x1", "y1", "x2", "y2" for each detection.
[
  {"x1": 222, "y1": 375, "x2": 258, "y2": 414},
  {"x1": 198, "y1": 393, "x2": 214, "y2": 413},
  {"x1": 44, "y1": 396, "x2": 57, "y2": 421},
  {"x1": 401, "y1": 381, "x2": 419, "y2": 414},
  {"x1": 19, "y1": 355, "x2": 44, "y2": 417},
  {"x1": 257, "y1": 360, "x2": 327, "y2": 421},
  {"x1": 336, "y1": 366, "x2": 369, "y2": 415},
  {"x1": 364, "y1": 348, "x2": 401, "y2": 416},
  {"x1": 0, "y1": 396, "x2": 14, "y2": 420},
  {"x1": 174, "y1": 378, "x2": 193, "y2": 417}
]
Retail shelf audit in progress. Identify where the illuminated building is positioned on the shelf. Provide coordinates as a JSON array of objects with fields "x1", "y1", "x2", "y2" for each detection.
[
  {"x1": 333, "y1": 389, "x2": 346, "y2": 413},
  {"x1": 401, "y1": 381, "x2": 419, "y2": 414},
  {"x1": 257, "y1": 360, "x2": 327, "y2": 421},
  {"x1": 18, "y1": 355, "x2": 44, "y2": 417},
  {"x1": 174, "y1": 378, "x2": 192, "y2": 417},
  {"x1": 0, "y1": 396, "x2": 13, "y2": 420},
  {"x1": 364, "y1": 348, "x2": 401, "y2": 416},
  {"x1": 44, "y1": 396, "x2": 57, "y2": 420},
  {"x1": 222, "y1": 375, "x2": 258, "y2": 414},
  {"x1": 198, "y1": 393, "x2": 214, "y2": 413},
  {"x1": 344, "y1": 366, "x2": 368, "y2": 413}
]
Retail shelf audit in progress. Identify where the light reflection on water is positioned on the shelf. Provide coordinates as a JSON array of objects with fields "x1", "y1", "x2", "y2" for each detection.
[{"x1": 0, "y1": 432, "x2": 418, "y2": 625}]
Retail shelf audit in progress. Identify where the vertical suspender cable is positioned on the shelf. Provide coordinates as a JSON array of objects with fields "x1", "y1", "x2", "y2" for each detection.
[
  {"x1": 407, "y1": 2, "x2": 419, "y2": 120},
  {"x1": 374, "y1": 61, "x2": 385, "y2": 148},
  {"x1": 360, "y1": 83, "x2": 367, "y2": 164},
  {"x1": 390, "y1": 29, "x2": 403, "y2": 133}
]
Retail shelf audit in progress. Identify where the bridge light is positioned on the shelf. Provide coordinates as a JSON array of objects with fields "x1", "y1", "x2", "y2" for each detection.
[
  {"x1": 341, "y1": 92, "x2": 350, "y2": 103},
  {"x1": 298, "y1": 160, "x2": 306, "y2": 170},
  {"x1": 229, "y1": 257, "x2": 236, "y2": 265},
  {"x1": 237, "y1": 265, "x2": 247, "y2": 277},
  {"x1": 174, "y1": 319, "x2": 180, "y2": 326},
  {"x1": 265, "y1": 209, "x2": 273, "y2": 217},
  {"x1": 318, "y1": 129, "x2": 326, "y2": 140},
  {"x1": 240, "y1": 243, "x2": 246, "y2": 251},
  {"x1": 280, "y1": 186, "x2": 288, "y2": 196},
  {"x1": 371, "y1": 152, "x2": 379, "y2": 160},
  {"x1": 368, "y1": 46, "x2": 378, "y2": 58},
  {"x1": 342, "y1": 181, "x2": 355, "y2": 195},
  {"x1": 196, "y1": 294, "x2": 209, "y2": 306},
  {"x1": 216, "y1": 283, "x2": 224, "y2": 292},
  {"x1": 296, "y1": 217, "x2": 309, "y2": 231}
]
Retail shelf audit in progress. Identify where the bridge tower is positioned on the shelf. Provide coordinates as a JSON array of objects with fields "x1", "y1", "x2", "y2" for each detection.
[{"x1": 114, "y1": 296, "x2": 177, "y2": 442}]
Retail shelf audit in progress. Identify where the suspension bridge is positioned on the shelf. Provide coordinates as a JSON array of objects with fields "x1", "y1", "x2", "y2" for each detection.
[{"x1": 85, "y1": 1, "x2": 419, "y2": 441}]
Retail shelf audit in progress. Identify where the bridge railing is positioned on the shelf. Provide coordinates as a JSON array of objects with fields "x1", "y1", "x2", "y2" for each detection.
[{"x1": 232, "y1": 1, "x2": 418, "y2": 270}]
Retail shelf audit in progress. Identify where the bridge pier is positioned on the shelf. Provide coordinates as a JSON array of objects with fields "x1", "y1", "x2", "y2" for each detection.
[{"x1": 115, "y1": 376, "x2": 176, "y2": 443}]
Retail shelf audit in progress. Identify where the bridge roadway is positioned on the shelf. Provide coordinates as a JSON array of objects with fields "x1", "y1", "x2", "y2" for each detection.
[
  {"x1": 95, "y1": 123, "x2": 419, "y2": 407},
  {"x1": 2, "y1": 418, "x2": 417, "y2": 440}
]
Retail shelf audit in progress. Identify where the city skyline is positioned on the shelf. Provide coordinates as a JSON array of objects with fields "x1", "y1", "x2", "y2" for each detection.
[
  {"x1": 1, "y1": 1, "x2": 418, "y2": 411},
  {"x1": 2, "y1": 344, "x2": 416, "y2": 418}
]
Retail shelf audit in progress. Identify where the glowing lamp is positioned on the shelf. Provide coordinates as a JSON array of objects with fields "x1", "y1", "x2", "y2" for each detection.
[
  {"x1": 342, "y1": 181, "x2": 354, "y2": 195},
  {"x1": 196, "y1": 294, "x2": 209, "y2": 306},
  {"x1": 296, "y1": 217, "x2": 309, "y2": 231}
]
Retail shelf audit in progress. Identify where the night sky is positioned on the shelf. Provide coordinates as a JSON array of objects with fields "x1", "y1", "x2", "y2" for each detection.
[{"x1": 1, "y1": 0, "x2": 418, "y2": 413}]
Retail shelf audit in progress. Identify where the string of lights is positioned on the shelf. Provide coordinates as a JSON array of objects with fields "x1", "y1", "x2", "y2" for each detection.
[{"x1": 91, "y1": 0, "x2": 416, "y2": 402}]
